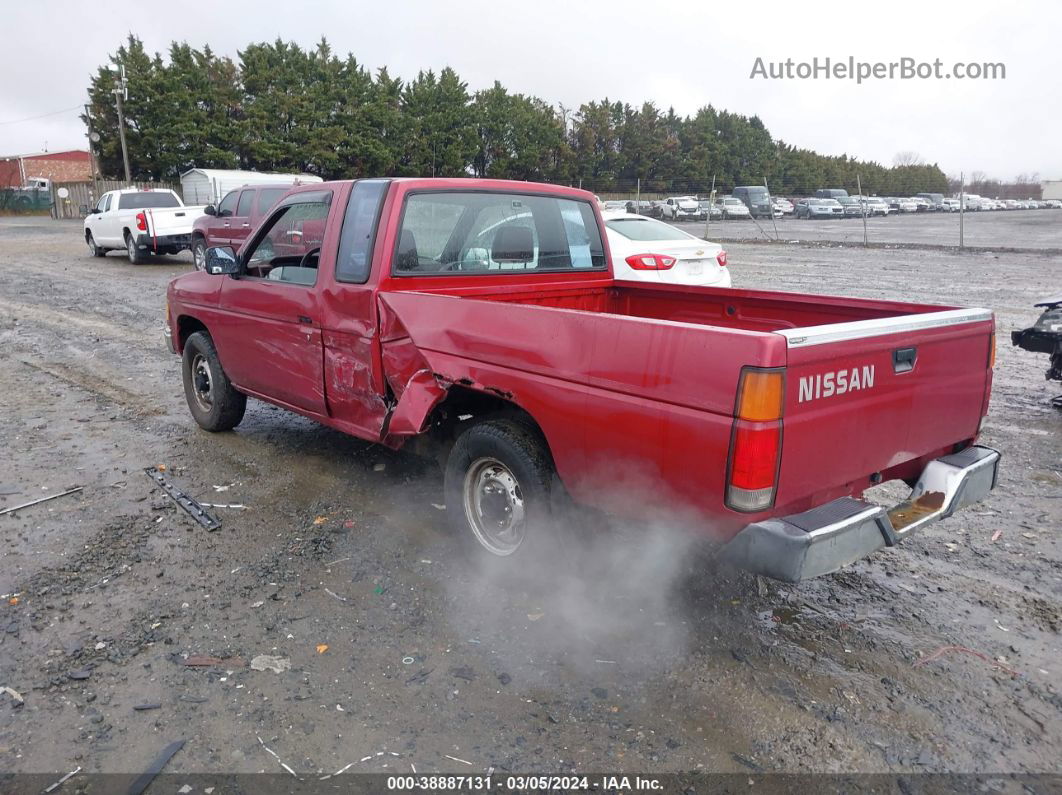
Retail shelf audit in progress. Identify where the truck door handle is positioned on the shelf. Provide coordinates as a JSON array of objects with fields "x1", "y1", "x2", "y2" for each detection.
[
  {"x1": 892, "y1": 347, "x2": 917, "y2": 373},
  {"x1": 297, "y1": 315, "x2": 313, "y2": 325}
]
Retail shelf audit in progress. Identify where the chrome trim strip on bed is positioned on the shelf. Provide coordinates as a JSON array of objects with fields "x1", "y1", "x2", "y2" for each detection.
[{"x1": 779, "y1": 308, "x2": 993, "y2": 348}]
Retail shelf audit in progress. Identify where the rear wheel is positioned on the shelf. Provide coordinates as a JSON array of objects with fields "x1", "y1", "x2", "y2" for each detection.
[
  {"x1": 181, "y1": 331, "x2": 246, "y2": 431},
  {"x1": 125, "y1": 233, "x2": 144, "y2": 265},
  {"x1": 444, "y1": 418, "x2": 555, "y2": 559}
]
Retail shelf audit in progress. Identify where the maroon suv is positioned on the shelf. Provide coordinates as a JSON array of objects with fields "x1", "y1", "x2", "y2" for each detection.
[{"x1": 190, "y1": 184, "x2": 291, "y2": 270}]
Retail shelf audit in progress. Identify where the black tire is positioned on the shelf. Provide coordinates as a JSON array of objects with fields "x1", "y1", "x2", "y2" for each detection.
[
  {"x1": 87, "y1": 232, "x2": 106, "y2": 257},
  {"x1": 125, "y1": 232, "x2": 145, "y2": 265},
  {"x1": 444, "y1": 418, "x2": 556, "y2": 560},
  {"x1": 192, "y1": 237, "x2": 207, "y2": 271},
  {"x1": 181, "y1": 331, "x2": 246, "y2": 431}
]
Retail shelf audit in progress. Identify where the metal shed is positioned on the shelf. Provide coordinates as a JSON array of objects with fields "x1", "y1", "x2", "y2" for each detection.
[{"x1": 180, "y1": 168, "x2": 323, "y2": 206}]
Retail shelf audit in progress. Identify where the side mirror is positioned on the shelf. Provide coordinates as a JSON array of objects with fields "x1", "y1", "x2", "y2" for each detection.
[
  {"x1": 203, "y1": 204, "x2": 217, "y2": 216},
  {"x1": 205, "y1": 246, "x2": 240, "y2": 276},
  {"x1": 90, "y1": 207, "x2": 102, "y2": 214}
]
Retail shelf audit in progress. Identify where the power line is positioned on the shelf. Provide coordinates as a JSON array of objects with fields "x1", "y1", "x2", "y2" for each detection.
[{"x1": 0, "y1": 105, "x2": 84, "y2": 126}]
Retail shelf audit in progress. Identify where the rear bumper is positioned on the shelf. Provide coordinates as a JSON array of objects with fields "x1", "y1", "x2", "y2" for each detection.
[
  {"x1": 722, "y1": 445, "x2": 1000, "y2": 582},
  {"x1": 135, "y1": 232, "x2": 192, "y2": 252}
]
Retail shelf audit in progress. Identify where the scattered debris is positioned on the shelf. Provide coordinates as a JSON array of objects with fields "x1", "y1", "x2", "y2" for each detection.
[
  {"x1": 450, "y1": 666, "x2": 475, "y2": 682},
  {"x1": 527, "y1": 612, "x2": 544, "y2": 621},
  {"x1": 178, "y1": 785, "x2": 193, "y2": 794},
  {"x1": 177, "y1": 695, "x2": 208, "y2": 704},
  {"x1": 373, "y1": 463, "x2": 386, "y2": 472},
  {"x1": 431, "y1": 503, "x2": 446, "y2": 511},
  {"x1": 67, "y1": 667, "x2": 92, "y2": 681},
  {"x1": 133, "y1": 703, "x2": 162, "y2": 711},
  {"x1": 594, "y1": 659, "x2": 617, "y2": 665},
  {"x1": 406, "y1": 668, "x2": 433, "y2": 685},
  {"x1": 313, "y1": 515, "x2": 327, "y2": 525},
  {"x1": 991, "y1": 529, "x2": 1003, "y2": 542},
  {"x1": 42, "y1": 766, "x2": 81, "y2": 793},
  {"x1": 250, "y1": 655, "x2": 291, "y2": 674},
  {"x1": 914, "y1": 645, "x2": 1021, "y2": 677},
  {"x1": 324, "y1": 588, "x2": 349, "y2": 603},
  {"x1": 402, "y1": 657, "x2": 415, "y2": 665},
  {"x1": 316, "y1": 644, "x2": 329, "y2": 654},
  {"x1": 257, "y1": 734, "x2": 299, "y2": 778},
  {"x1": 324, "y1": 557, "x2": 351, "y2": 568},
  {"x1": 251, "y1": 601, "x2": 265, "y2": 609},
  {"x1": 143, "y1": 467, "x2": 220, "y2": 531},
  {"x1": 182, "y1": 655, "x2": 243, "y2": 668},
  {"x1": 128, "y1": 739, "x2": 186, "y2": 795},
  {"x1": 1, "y1": 685, "x2": 24, "y2": 706},
  {"x1": 8, "y1": 596, "x2": 19, "y2": 606},
  {"x1": 343, "y1": 520, "x2": 356, "y2": 529},
  {"x1": 0, "y1": 486, "x2": 83, "y2": 516},
  {"x1": 497, "y1": 673, "x2": 511, "y2": 685},
  {"x1": 444, "y1": 754, "x2": 472, "y2": 766},
  {"x1": 212, "y1": 484, "x2": 231, "y2": 492},
  {"x1": 373, "y1": 585, "x2": 386, "y2": 595},
  {"x1": 199, "y1": 503, "x2": 249, "y2": 510}
]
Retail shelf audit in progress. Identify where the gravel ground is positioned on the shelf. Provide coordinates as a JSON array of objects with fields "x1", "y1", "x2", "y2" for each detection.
[
  {"x1": 675, "y1": 208, "x2": 1062, "y2": 250},
  {"x1": 0, "y1": 216, "x2": 1059, "y2": 784}
]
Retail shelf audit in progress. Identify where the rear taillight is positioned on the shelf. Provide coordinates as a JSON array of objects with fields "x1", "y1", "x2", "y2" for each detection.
[
  {"x1": 625, "y1": 253, "x2": 676, "y2": 271},
  {"x1": 135, "y1": 211, "x2": 147, "y2": 232},
  {"x1": 717, "y1": 250, "x2": 728, "y2": 268},
  {"x1": 726, "y1": 367, "x2": 785, "y2": 512}
]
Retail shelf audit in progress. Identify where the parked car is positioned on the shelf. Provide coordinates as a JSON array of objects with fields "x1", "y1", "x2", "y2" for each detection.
[
  {"x1": 624, "y1": 200, "x2": 656, "y2": 217},
  {"x1": 84, "y1": 188, "x2": 207, "y2": 264},
  {"x1": 772, "y1": 197, "x2": 795, "y2": 215},
  {"x1": 662, "y1": 196, "x2": 701, "y2": 220},
  {"x1": 941, "y1": 198, "x2": 961, "y2": 212},
  {"x1": 886, "y1": 197, "x2": 919, "y2": 213},
  {"x1": 836, "y1": 196, "x2": 864, "y2": 218},
  {"x1": 191, "y1": 184, "x2": 292, "y2": 269},
  {"x1": 915, "y1": 192, "x2": 945, "y2": 210},
  {"x1": 814, "y1": 188, "x2": 849, "y2": 200},
  {"x1": 166, "y1": 177, "x2": 999, "y2": 582},
  {"x1": 909, "y1": 197, "x2": 931, "y2": 212},
  {"x1": 1003, "y1": 199, "x2": 1021, "y2": 210},
  {"x1": 602, "y1": 200, "x2": 628, "y2": 212},
  {"x1": 732, "y1": 186, "x2": 773, "y2": 219},
  {"x1": 717, "y1": 197, "x2": 751, "y2": 219},
  {"x1": 1044, "y1": 200, "x2": 1062, "y2": 209},
  {"x1": 859, "y1": 197, "x2": 890, "y2": 216},
  {"x1": 698, "y1": 199, "x2": 723, "y2": 220},
  {"x1": 960, "y1": 195, "x2": 985, "y2": 211},
  {"x1": 795, "y1": 198, "x2": 844, "y2": 219},
  {"x1": 602, "y1": 211, "x2": 730, "y2": 288}
]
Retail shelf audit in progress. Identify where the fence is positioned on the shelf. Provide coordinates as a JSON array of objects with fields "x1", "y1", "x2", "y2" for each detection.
[
  {"x1": 584, "y1": 176, "x2": 1058, "y2": 251},
  {"x1": 45, "y1": 180, "x2": 181, "y2": 220}
]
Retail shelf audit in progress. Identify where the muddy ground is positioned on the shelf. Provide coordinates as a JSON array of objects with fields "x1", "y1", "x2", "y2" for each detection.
[{"x1": 0, "y1": 216, "x2": 1059, "y2": 786}]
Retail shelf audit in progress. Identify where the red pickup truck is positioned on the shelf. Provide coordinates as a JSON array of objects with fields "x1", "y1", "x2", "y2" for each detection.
[{"x1": 165, "y1": 178, "x2": 999, "y2": 581}]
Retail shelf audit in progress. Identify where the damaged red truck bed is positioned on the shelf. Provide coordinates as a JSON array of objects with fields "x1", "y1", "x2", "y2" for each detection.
[{"x1": 165, "y1": 177, "x2": 1000, "y2": 581}]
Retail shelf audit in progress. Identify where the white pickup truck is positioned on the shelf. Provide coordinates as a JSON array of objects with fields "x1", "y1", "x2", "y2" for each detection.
[
  {"x1": 662, "y1": 195, "x2": 701, "y2": 220},
  {"x1": 84, "y1": 188, "x2": 206, "y2": 264}
]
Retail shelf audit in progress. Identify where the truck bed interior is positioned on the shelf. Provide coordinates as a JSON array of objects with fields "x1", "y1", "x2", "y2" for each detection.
[{"x1": 420, "y1": 282, "x2": 952, "y2": 334}]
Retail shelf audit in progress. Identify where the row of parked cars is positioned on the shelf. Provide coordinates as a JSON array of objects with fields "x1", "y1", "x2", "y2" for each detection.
[{"x1": 603, "y1": 187, "x2": 1062, "y2": 223}]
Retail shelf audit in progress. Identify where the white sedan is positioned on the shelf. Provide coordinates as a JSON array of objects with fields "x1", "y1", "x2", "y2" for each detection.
[{"x1": 603, "y1": 212, "x2": 731, "y2": 288}]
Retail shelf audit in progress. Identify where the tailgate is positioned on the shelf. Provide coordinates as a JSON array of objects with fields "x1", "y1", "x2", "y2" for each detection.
[
  {"x1": 775, "y1": 308, "x2": 994, "y2": 508},
  {"x1": 146, "y1": 207, "x2": 202, "y2": 237}
]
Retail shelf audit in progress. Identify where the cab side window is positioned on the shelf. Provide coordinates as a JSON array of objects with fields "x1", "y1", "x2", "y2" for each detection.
[
  {"x1": 218, "y1": 191, "x2": 239, "y2": 217},
  {"x1": 97, "y1": 195, "x2": 110, "y2": 212},
  {"x1": 241, "y1": 194, "x2": 333, "y2": 285},
  {"x1": 235, "y1": 190, "x2": 254, "y2": 217}
]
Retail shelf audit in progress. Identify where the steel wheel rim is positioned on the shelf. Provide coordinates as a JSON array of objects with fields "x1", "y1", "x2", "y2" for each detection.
[
  {"x1": 87, "y1": 235, "x2": 96, "y2": 255},
  {"x1": 462, "y1": 457, "x2": 526, "y2": 556},
  {"x1": 191, "y1": 353, "x2": 213, "y2": 412},
  {"x1": 193, "y1": 243, "x2": 204, "y2": 270},
  {"x1": 127, "y1": 237, "x2": 136, "y2": 260}
]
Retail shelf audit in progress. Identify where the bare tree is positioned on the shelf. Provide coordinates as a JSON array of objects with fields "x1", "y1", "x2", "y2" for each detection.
[{"x1": 893, "y1": 151, "x2": 925, "y2": 167}]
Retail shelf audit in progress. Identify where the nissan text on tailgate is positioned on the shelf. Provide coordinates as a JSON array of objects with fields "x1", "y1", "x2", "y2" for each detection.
[{"x1": 165, "y1": 178, "x2": 999, "y2": 582}]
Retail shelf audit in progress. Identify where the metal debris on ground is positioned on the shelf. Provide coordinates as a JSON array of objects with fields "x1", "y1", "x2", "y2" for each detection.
[
  {"x1": 0, "y1": 486, "x2": 83, "y2": 516},
  {"x1": 914, "y1": 645, "x2": 1022, "y2": 677},
  {"x1": 143, "y1": 467, "x2": 221, "y2": 530},
  {"x1": 42, "y1": 766, "x2": 81, "y2": 793},
  {"x1": 257, "y1": 734, "x2": 299, "y2": 778},
  {"x1": 133, "y1": 703, "x2": 162, "y2": 711},
  {"x1": 1, "y1": 685, "x2": 24, "y2": 706},
  {"x1": 250, "y1": 654, "x2": 291, "y2": 673},
  {"x1": 128, "y1": 739, "x2": 186, "y2": 795},
  {"x1": 324, "y1": 588, "x2": 349, "y2": 603},
  {"x1": 199, "y1": 503, "x2": 250, "y2": 510},
  {"x1": 444, "y1": 754, "x2": 473, "y2": 766}
]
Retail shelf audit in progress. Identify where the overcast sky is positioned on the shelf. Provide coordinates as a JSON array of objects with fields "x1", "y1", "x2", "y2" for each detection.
[{"x1": 2, "y1": 1, "x2": 1059, "y2": 180}]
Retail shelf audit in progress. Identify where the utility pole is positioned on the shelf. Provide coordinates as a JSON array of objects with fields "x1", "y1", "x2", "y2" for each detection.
[
  {"x1": 113, "y1": 65, "x2": 132, "y2": 183},
  {"x1": 959, "y1": 171, "x2": 965, "y2": 249}
]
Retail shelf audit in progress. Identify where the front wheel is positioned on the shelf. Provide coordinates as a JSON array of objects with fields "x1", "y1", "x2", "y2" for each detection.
[
  {"x1": 444, "y1": 418, "x2": 555, "y2": 559},
  {"x1": 181, "y1": 331, "x2": 247, "y2": 431},
  {"x1": 192, "y1": 238, "x2": 207, "y2": 271},
  {"x1": 87, "y1": 232, "x2": 106, "y2": 257}
]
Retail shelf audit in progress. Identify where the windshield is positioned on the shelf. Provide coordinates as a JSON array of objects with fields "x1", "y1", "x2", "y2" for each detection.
[
  {"x1": 723, "y1": 198, "x2": 742, "y2": 205},
  {"x1": 606, "y1": 218, "x2": 693, "y2": 242},
  {"x1": 395, "y1": 191, "x2": 606, "y2": 274},
  {"x1": 118, "y1": 192, "x2": 180, "y2": 210}
]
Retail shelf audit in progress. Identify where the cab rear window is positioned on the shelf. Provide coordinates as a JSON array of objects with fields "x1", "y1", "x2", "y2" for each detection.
[
  {"x1": 117, "y1": 192, "x2": 180, "y2": 210},
  {"x1": 394, "y1": 192, "x2": 606, "y2": 274}
]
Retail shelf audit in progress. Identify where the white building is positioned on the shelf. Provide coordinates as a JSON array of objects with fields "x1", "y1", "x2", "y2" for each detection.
[
  {"x1": 180, "y1": 168, "x2": 322, "y2": 205},
  {"x1": 1041, "y1": 180, "x2": 1062, "y2": 201}
]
